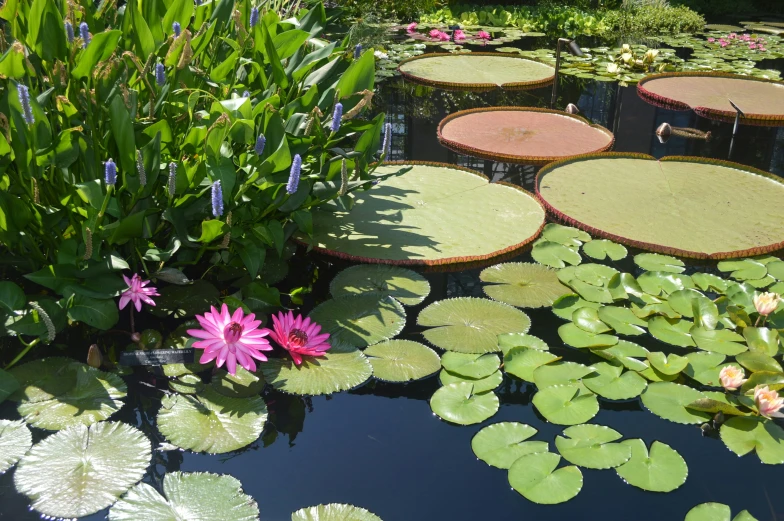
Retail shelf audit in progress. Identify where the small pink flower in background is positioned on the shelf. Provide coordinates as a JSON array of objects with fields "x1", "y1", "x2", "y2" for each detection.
[
  {"x1": 477, "y1": 30, "x2": 491, "y2": 40},
  {"x1": 754, "y1": 385, "x2": 784, "y2": 418},
  {"x1": 719, "y1": 366, "x2": 747, "y2": 391},
  {"x1": 720, "y1": 40, "x2": 728, "y2": 48},
  {"x1": 268, "y1": 311, "x2": 331, "y2": 365},
  {"x1": 119, "y1": 274, "x2": 159, "y2": 312},
  {"x1": 749, "y1": 43, "x2": 757, "y2": 49},
  {"x1": 759, "y1": 46, "x2": 767, "y2": 52},
  {"x1": 742, "y1": 34, "x2": 751, "y2": 41},
  {"x1": 454, "y1": 29, "x2": 466, "y2": 40},
  {"x1": 407, "y1": 22, "x2": 418, "y2": 34},
  {"x1": 729, "y1": 32, "x2": 737, "y2": 39},
  {"x1": 429, "y1": 29, "x2": 441, "y2": 38},
  {"x1": 188, "y1": 304, "x2": 272, "y2": 375},
  {"x1": 707, "y1": 37, "x2": 715, "y2": 43},
  {"x1": 438, "y1": 31, "x2": 450, "y2": 41}
]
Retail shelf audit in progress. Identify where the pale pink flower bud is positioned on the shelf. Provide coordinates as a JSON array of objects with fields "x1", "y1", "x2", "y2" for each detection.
[
  {"x1": 753, "y1": 292, "x2": 781, "y2": 316},
  {"x1": 754, "y1": 385, "x2": 784, "y2": 418},
  {"x1": 719, "y1": 365, "x2": 747, "y2": 391}
]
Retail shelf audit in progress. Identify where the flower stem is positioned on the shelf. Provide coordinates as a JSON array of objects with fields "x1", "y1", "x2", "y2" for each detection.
[{"x1": 5, "y1": 338, "x2": 40, "y2": 369}]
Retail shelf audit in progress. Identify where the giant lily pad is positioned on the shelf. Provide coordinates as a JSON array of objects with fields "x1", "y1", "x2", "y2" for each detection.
[
  {"x1": 303, "y1": 163, "x2": 545, "y2": 266},
  {"x1": 472, "y1": 422, "x2": 548, "y2": 469},
  {"x1": 308, "y1": 294, "x2": 406, "y2": 347},
  {"x1": 438, "y1": 108, "x2": 613, "y2": 165},
  {"x1": 365, "y1": 340, "x2": 440, "y2": 382},
  {"x1": 14, "y1": 422, "x2": 151, "y2": 519},
  {"x1": 0, "y1": 420, "x2": 31, "y2": 473},
  {"x1": 418, "y1": 297, "x2": 531, "y2": 353},
  {"x1": 508, "y1": 452, "x2": 583, "y2": 504},
  {"x1": 260, "y1": 342, "x2": 372, "y2": 395},
  {"x1": 532, "y1": 384, "x2": 599, "y2": 425},
  {"x1": 640, "y1": 382, "x2": 711, "y2": 424},
  {"x1": 398, "y1": 53, "x2": 554, "y2": 90},
  {"x1": 430, "y1": 382, "x2": 499, "y2": 425},
  {"x1": 685, "y1": 503, "x2": 758, "y2": 521},
  {"x1": 536, "y1": 154, "x2": 784, "y2": 259},
  {"x1": 109, "y1": 472, "x2": 259, "y2": 521},
  {"x1": 555, "y1": 424, "x2": 632, "y2": 469},
  {"x1": 329, "y1": 265, "x2": 430, "y2": 306},
  {"x1": 615, "y1": 439, "x2": 687, "y2": 492},
  {"x1": 480, "y1": 262, "x2": 571, "y2": 308},
  {"x1": 157, "y1": 387, "x2": 267, "y2": 453},
  {"x1": 720, "y1": 416, "x2": 784, "y2": 464},
  {"x1": 291, "y1": 503, "x2": 382, "y2": 521}
]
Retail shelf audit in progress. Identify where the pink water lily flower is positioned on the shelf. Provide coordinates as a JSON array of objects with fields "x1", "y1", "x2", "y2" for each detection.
[
  {"x1": 438, "y1": 31, "x2": 450, "y2": 41},
  {"x1": 429, "y1": 29, "x2": 441, "y2": 38},
  {"x1": 749, "y1": 43, "x2": 757, "y2": 49},
  {"x1": 720, "y1": 40, "x2": 728, "y2": 48},
  {"x1": 729, "y1": 32, "x2": 737, "y2": 39},
  {"x1": 268, "y1": 311, "x2": 331, "y2": 365},
  {"x1": 707, "y1": 37, "x2": 715, "y2": 43},
  {"x1": 119, "y1": 274, "x2": 160, "y2": 312},
  {"x1": 406, "y1": 22, "x2": 418, "y2": 33},
  {"x1": 719, "y1": 365, "x2": 747, "y2": 391},
  {"x1": 454, "y1": 29, "x2": 466, "y2": 40},
  {"x1": 754, "y1": 385, "x2": 784, "y2": 418},
  {"x1": 759, "y1": 46, "x2": 767, "y2": 52},
  {"x1": 477, "y1": 30, "x2": 491, "y2": 40},
  {"x1": 188, "y1": 304, "x2": 272, "y2": 375}
]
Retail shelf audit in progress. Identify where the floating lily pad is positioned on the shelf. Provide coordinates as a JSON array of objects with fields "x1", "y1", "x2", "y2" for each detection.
[
  {"x1": 9, "y1": 357, "x2": 79, "y2": 402},
  {"x1": 537, "y1": 154, "x2": 784, "y2": 259},
  {"x1": 504, "y1": 347, "x2": 560, "y2": 382},
  {"x1": 685, "y1": 503, "x2": 759, "y2": 521},
  {"x1": 555, "y1": 424, "x2": 632, "y2": 469},
  {"x1": 291, "y1": 503, "x2": 382, "y2": 521},
  {"x1": 691, "y1": 326, "x2": 747, "y2": 355},
  {"x1": 743, "y1": 327, "x2": 780, "y2": 356},
  {"x1": 638, "y1": 272, "x2": 695, "y2": 297},
  {"x1": 640, "y1": 382, "x2": 711, "y2": 424},
  {"x1": 308, "y1": 294, "x2": 406, "y2": 347},
  {"x1": 692, "y1": 273, "x2": 729, "y2": 293},
  {"x1": 14, "y1": 422, "x2": 151, "y2": 519},
  {"x1": 303, "y1": 163, "x2": 545, "y2": 266},
  {"x1": 598, "y1": 306, "x2": 648, "y2": 335},
  {"x1": 0, "y1": 368, "x2": 18, "y2": 404},
  {"x1": 648, "y1": 316, "x2": 695, "y2": 347},
  {"x1": 260, "y1": 342, "x2": 372, "y2": 395},
  {"x1": 480, "y1": 263, "x2": 571, "y2": 308},
  {"x1": 533, "y1": 384, "x2": 599, "y2": 425},
  {"x1": 439, "y1": 368, "x2": 503, "y2": 393},
  {"x1": 0, "y1": 420, "x2": 31, "y2": 473},
  {"x1": 558, "y1": 322, "x2": 618, "y2": 349},
  {"x1": 210, "y1": 367, "x2": 264, "y2": 398},
  {"x1": 157, "y1": 387, "x2": 267, "y2": 453},
  {"x1": 572, "y1": 306, "x2": 611, "y2": 333},
  {"x1": 735, "y1": 351, "x2": 783, "y2": 373},
  {"x1": 472, "y1": 422, "x2": 548, "y2": 469},
  {"x1": 109, "y1": 472, "x2": 259, "y2": 521},
  {"x1": 329, "y1": 265, "x2": 430, "y2": 306},
  {"x1": 635, "y1": 253, "x2": 686, "y2": 274},
  {"x1": 615, "y1": 439, "x2": 687, "y2": 492},
  {"x1": 365, "y1": 340, "x2": 440, "y2": 382},
  {"x1": 552, "y1": 294, "x2": 602, "y2": 320},
  {"x1": 683, "y1": 352, "x2": 728, "y2": 386},
  {"x1": 418, "y1": 297, "x2": 530, "y2": 354},
  {"x1": 498, "y1": 333, "x2": 549, "y2": 353},
  {"x1": 720, "y1": 416, "x2": 784, "y2": 464},
  {"x1": 541, "y1": 223, "x2": 591, "y2": 246},
  {"x1": 718, "y1": 259, "x2": 768, "y2": 281},
  {"x1": 583, "y1": 362, "x2": 647, "y2": 400},
  {"x1": 647, "y1": 352, "x2": 688, "y2": 375},
  {"x1": 508, "y1": 452, "x2": 583, "y2": 504},
  {"x1": 532, "y1": 240, "x2": 582, "y2": 268},
  {"x1": 583, "y1": 239, "x2": 627, "y2": 261},
  {"x1": 430, "y1": 382, "x2": 499, "y2": 425},
  {"x1": 441, "y1": 352, "x2": 499, "y2": 379},
  {"x1": 170, "y1": 374, "x2": 205, "y2": 395}
]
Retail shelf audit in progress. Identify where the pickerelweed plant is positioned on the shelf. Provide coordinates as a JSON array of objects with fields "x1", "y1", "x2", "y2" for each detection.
[{"x1": 0, "y1": 0, "x2": 389, "y2": 366}]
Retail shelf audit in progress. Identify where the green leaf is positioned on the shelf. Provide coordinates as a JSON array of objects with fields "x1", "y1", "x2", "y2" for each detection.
[
  {"x1": 743, "y1": 327, "x2": 780, "y2": 356},
  {"x1": 430, "y1": 382, "x2": 499, "y2": 425},
  {"x1": 532, "y1": 384, "x2": 599, "y2": 425},
  {"x1": 583, "y1": 361, "x2": 647, "y2": 400},
  {"x1": 198, "y1": 219, "x2": 227, "y2": 243},
  {"x1": 210, "y1": 367, "x2": 265, "y2": 398},
  {"x1": 0, "y1": 420, "x2": 31, "y2": 473},
  {"x1": 735, "y1": 351, "x2": 783, "y2": 374},
  {"x1": 692, "y1": 272, "x2": 730, "y2": 293},
  {"x1": 365, "y1": 340, "x2": 440, "y2": 382},
  {"x1": 508, "y1": 452, "x2": 583, "y2": 504},
  {"x1": 648, "y1": 316, "x2": 695, "y2": 347},
  {"x1": 614, "y1": 439, "x2": 687, "y2": 492},
  {"x1": 161, "y1": 0, "x2": 194, "y2": 33},
  {"x1": 441, "y1": 352, "x2": 499, "y2": 379},
  {"x1": 555, "y1": 424, "x2": 632, "y2": 469},
  {"x1": 0, "y1": 281, "x2": 25, "y2": 312},
  {"x1": 608, "y1": 273, "x2": 644, "y2": 300},
  {"x1": 647, "y1": 352, "x2": 688, "y2": 375},
  {"x1": 480, "y1": 262, "x2": 571, "y2": 308},
  {"x1": 597, "y1": 306, "x2": 648, "y2": 335},
  {"x1": 552, "y1": 294, "x2": 601, "y2": 320},
  {"x1": 109, "y1": 95, "x2": 137, "y2": 178},
  {"x1": 572, "y1": 307, "x2": 611, "y2": 334},
  {"x1": 337, "y1": 49, "x2": 375, "y2": 98},
  {"x1": 533, "y1": 361, "x2": 595, "y2": 388},
  {"x1": 67, "y1": 294, "x2": 120, "y2": 330},
  {"x1": 329, "y1": 265, "x2": 430, "y2": 306},
  {"x1": 241, "y1": 282, "x2": 281, "y2": 313},
  {"x1": 634, "y1": 253, "x2": 685, "y2": 273},
  {"x1": 440, "y1": 368, "x2": 502, "y2": 394},
  {"x1": 28, "y1": 0, "x2": 67, "y2": 62},
  {"x1": 637, "y1": 271, "x2": 695, "y2": 296},
  {"x1": 14, "y1": 422, "x2": 151, "y2": 519},
  {"x1": 24, "y1": 264, "x2": 80, "y2": 292},
  {"x1": 504, "y1": 347, "x2": 559, "y2": 382},
  {"x1": 309, "y1": 294, "x2": 406, "y2": 347},
  {"x1": 740, "y1": 371, "x2": 784, "y2": 393},
  {"x1": 685, "y1": 503, "x2": 759, "y2": 521},
  {"x1": 498, "y1": 332, "x2": 549, "y2": 354},
  {"x1": 273, "y1": 29, "x2": 310, "y2": 60},
  {"x1": 153, "y1": 280, "x2": 219, "y2": 318},
  {"x1": 582, "y1": 239, "x2": 627, "y2": 261},
  {"x1": 683, "y1": 352, "x2": 729, "y2": 387},
  {"x1": 691, "y1": 326, "x2": 747, "y2": 355},
  {"x1": 558, "y1": 322, "x2": 618, "y2": 349},
  {"x1": 472, "y1": 422, "x2": 548, "y2": 469},
  {"x1": 718, "y1": 259, "x2": 767, "y2": 280},
  {"x1": 640, "y1": 381, "x2": 711, "y2": 424},
  {"x1": 532, "y1": 240, "x2": 582, "y2": 268},
  {"x1": 72, "y1": 30, "x2": 122, "y2": 79},
  {"x1": 291, "y1": 504, "x2": 382, "y2": 521},
  {"x1": 720, "y1": 416, "x2": 784, "y2": 464}
]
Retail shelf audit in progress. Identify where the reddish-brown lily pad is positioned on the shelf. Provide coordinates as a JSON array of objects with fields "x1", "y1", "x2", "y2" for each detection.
[
  {"x1": 438, "y1": 108, "x2": 614, "y2": 165},
  {"x1": 638, "y1": 72, "x2": 784, "y2": 126}
]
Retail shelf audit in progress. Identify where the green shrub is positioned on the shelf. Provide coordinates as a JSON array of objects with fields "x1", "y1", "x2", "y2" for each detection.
[{"x1": 602, "y1": 4, "x2": 705, "y2": 37}]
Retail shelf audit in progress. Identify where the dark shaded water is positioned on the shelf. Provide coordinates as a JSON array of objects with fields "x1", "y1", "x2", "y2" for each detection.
[{"x1": 3, "y1": 61, "x2": 784, "y2": 520}]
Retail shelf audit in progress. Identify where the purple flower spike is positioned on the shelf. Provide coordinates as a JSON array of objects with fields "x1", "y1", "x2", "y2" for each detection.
[
  {"x1": 243, "y1": 90, "x2": 250, "y2": 98},
  {"x1": 211, "y1": 180, "x2": 224, "y2": 217},
  {"x1": 80, "y1": 22, "x2": 90, "y2": 48},
  {"x1": 250, "y1": 7, "x2": 259, "y2": 28},
  {"x1": 155, "y1": 63, "x2": 165, "y2": 86},
  {"x1": 382, "y1": 122, "x2": 391, "y2": 156},
  {"x1": 287, "y1": 154, "x2": 302, "y2": 194},
  {"x1": 330, "y1": 102, "x2": 343, "y2": 133},
  {"x1": 17, "y1": 85, "x2": 34, "y2": 126},
  {"x1": 255, "y1": 134, "x2": 266, "y2": 155},
  {"x1": 65, "y1": 21, "x2": 74, "y2": 43},
  {"x1": 354, "y1": 44, "x2": 362, "y2": 58},
  {"x1": 172, "y1": 22, "x2": 181, "y2": 37},
  {"x1": 105, "y1": 158, "x2": 117, "y2": 186}
]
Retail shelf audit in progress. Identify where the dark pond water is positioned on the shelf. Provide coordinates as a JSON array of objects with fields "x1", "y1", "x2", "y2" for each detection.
[{"x1": 3, "y1": 48, "x2": 784, "y2": 521}]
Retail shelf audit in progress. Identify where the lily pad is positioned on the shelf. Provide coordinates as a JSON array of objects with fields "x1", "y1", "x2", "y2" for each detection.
[
  {"x1": 691, "y1": 326, "x2": 747, "y2": 355},
  {"x1": 14, "y1": 422, "x2": 151, "y2": 519},
  {"x1": 634, "y1": 253, "x2": 685, "y2": 273},
  {"x1": 555, "y1": 424, "x2": 632, "y2": 469},
  {"x1": 291, "y1": 503, "x2": 382, "y2": 521},
  {"x1": 108, "y1": 472, "x2": 259, "y2": 521},
  {"x1": 718, "y1": 259, "x2": 767, "y2": 281},
  {"x1": 9, "y1": 357, "x2": 79, "y2": 402},
  {"x1": 638, "y1": 272, "x2": 695, "y2": 296},
  {"x1": 170, "y1": 374, "x2": 205, "y2": 395},
  {"x1": 692, "y1": 272, "x2": 729, "y2": 293},
  {"x1": 735, "y1": 351, "x2": 783, "y2": 373},
  {"x1": 558, "y1": 322, "x2": 619, "y2": 349},
  {"x1": 685, "y1": 503, "x2": 758, "y2": 521},
  {"x1": 480, "y1": 262, "x2": 571, "y2": 308},
  {"x1": 648, "y1": 316, "x2": 695, "y2": 347},
  {"x1": 472, "y1": 422, "x2": 549, "y2": 469},
  {"x1": 594, "y1": 340, "x2": 651, "y2": 372},
  {"x1": 308, "y1": 294, "x2": 406, "y2": 347},
  {"x1": 640, "y1": 382, "x2": 711, "y2": 424},
  {"x1": 541, "y1": 223, "x2": 591, "y2": 246},
  {"x1": 647, "y1": 352, "x2": 688, "y2": 375},
  {"x1": 683, "y1": 352, "x2": 728, "y2": 386},
  {"x1": 439, "y1": 368, "x2": 503, "y2": 393},
  {"x1": 157, "y1": 387, "x2": 268, "y2": 453},
  {"x1": 533, "y1": 361, "x2": 595, "y2": 388},
  {"x1": 743, "y1": 327, "x2": 780, "y2": 356},
  {"x1": 615, "y1": 439, "x2": 688, "y2": 492},
  {"x1": 365, "y1": 340, "x2": 440, "y2": 382},
  {"x1": 583, "y1": 361, "x2": 648, "y2": 400},
  {"x1": 498, "y1": 332, "x2": 549, "y2": 354},
  {"x1": 260, "y1": 342, "x2": 372, "y2": 396},
  {"x1": 552, "y1": 294, "x2": 602, "y2": 320},
  {"x1": 583, "y1": 239, "x2": 627, "y2": 261},
  {"x1": 418, "y1": 297, "x2": 531, "y2": 354},
  {"x1": 210, "y1": 367, "x2": 265, "y2": 398},
  {"x1": 720, "y1": 416, "x2": 784, "y2": 464},
  {"x1": 572, "y1": 307, "x2": 611, "y2": 333},
  {"x1": 533, "y1": 384, "x2": 600, "y2": 425},
  {"x1": 0, "y1": 420, "x2": 32, "y2": 473},
  {"x1": 329, "y1": 265, "x2": 430, "y2": 306},
  {"x1": 597, "y1": 306, "x2": 648, "y2": 335},
  {"x1": 504, "y1": 347, "x2": 560, "y2": 382},
  {"x1": 0, "y1": 368, "x2": 18, "y2": 404},
  {"x1": 508, "y1": 452, "x2": 583, "y2": 504},
  {"x1": 532, "y1": 240, "x2": 582, "y2": 268},
  {"x1": 441, "y1": 352, "x2": 499, "y2": 379},
  {"x1": 399, "y1": 53, "x2": 554, "y2": 89},
  {"x1": 430, "y1": 382, "x2": 499, "y2": 425}
]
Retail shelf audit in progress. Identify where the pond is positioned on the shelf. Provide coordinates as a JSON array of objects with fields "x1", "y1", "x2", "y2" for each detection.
[{"x1": 3, "y1": 31, "x2": 784, "y2": 521}]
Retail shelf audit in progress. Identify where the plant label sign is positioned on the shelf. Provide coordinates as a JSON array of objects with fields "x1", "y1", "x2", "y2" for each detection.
[{"x1": 119, "y1": 348, "x2": 195, "y2": 366}]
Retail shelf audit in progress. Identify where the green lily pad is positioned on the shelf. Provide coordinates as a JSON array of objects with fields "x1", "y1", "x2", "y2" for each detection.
[
  {"x1": 399, "y1": 53, "x2": 555, "y2": 89},
  {"x1": 14, "y1": 422, "x2": 151, "y2": 519},
  {"x1": 686, "y1": 392, "x2": 748, "y2": 417},
  {"x1": 593, "y1": 340, "x2": 650, "y2": 372},
  {"x1": 152, "y1": 280, "x2": 220, "y2": 318},
  {"x1": 552, "y1": 294, "x2": 602, "y2": 320},
  {"x1": 582, "y1": 239, "x2": 627, "y2": 261},
  {"x1": 720, "y1": 416, "x2": 784, "y2": 464},
  {"x1": 308, "y1": 294, "x2": 406, "y2": 347},
  {"x1": 718, "y1": 259, "x2": 767, "y2": 281},
  {"x1": 541, "y1": 223, "x2": 591, "y2": 246},
  {"x1": 634, "y1": 253, "x2": 685, "y2": 274},
  {"x1": 0, "y1": 368, "x2": 18, "y2": 404},
  {"x1": 559, "y1": 272, "x2": 615, "y2": 304},
  {"x1": 533, "y1": 361, "x2": 595, "y2": 388},
  {"x1": 640, "y1": 382, "x2": 711, "y2": 424},
  {"x1": 157, "y1": 387, "x2": 267, "y2": 453},
  {"x1": 532, "y1": 240, "x2": 582, "y2": 268},
  {"x1": 291, "y1": 503, "x2": 382, "y2": 521},
  {"x1": 508, "y1": 452, "x2": 583, "y2": 504},
  {"x1": 597, "y1": 306, "x2": 648, "y2": 335},
  {"x1": 430, "y1": 382, "x2": 499, "y2": 425},
  {"x1": 498, "y1": 332, "x2": 549, "y2": 354},
  {"x1": 638, "y1": 272, "x2": 695, "y2": 296},
  {"x1": 740, "y1": 370, "x2": 784, "y2": 393},
  {"x1": 418, "y1": 297, "x2": 530, "y2": 354},
  {"x1": 683, "y1": 352, "x2": 728, "y2": 386},
  {"x1": 533, "y1": 384, "x2": 599, "y2": 425},
  {"x1": 668, "y1": 289, "x2": 710, "y2": 317},
  {"x1": 210, "y1": 367, "x2": 265, "y2": 398},
  {"x1": 648, "y1": 316, "x2": 695, "y2": 347},
  {"x1": 766, "y1": 260, "x2": 784, "y2": 280},
  {"x1": 170, "y1": 374, "x2": 205, "y2": 395},
  {"x1": 735, "y1": 351, "x2": 783, "y2": 373},
  {"x1": 555, "y1": 424, "x2": 632, "y2": 469},
  {"x1": 260, "y1": 342, "x2": 372, "y2": 396},
  {"x1": 365, "y1": 340, "x2": 440, "y2": 382},
  {"x1": 615, "y1": 439, "x2": 687, "y2": 492},
  {"x1": 439, "y1": 368, "x2": 503, "y2": 393},
  {"x1": 743, "y1": 327, "x2": 780, "y2": 356},
  {"x1": 573, "y1": 264, "x2": 620, "y2": 288},
  {"x1": 726, "y1": 282, "x2": 756, "y2": 310},
  {"x1": 685, "y1": 503, "x2": 759, "y2": 521},
  {"x1": 692, "y1": 273, "x2": 729, "y2": 293},
  {"x1": 583, "y1": 361, "x2": 648, "y2": 400},
  {"x1": 8, "y1": 357, "x2": 79, "y2": 402},
  {"x1": 647, "y1": 352, "x2": 688, "y2": 375},
  {"x1": 691, "y1": 326, "x2": 747, "y2": 355},
  {"x1": 0, "y1": 420, "x2": 32, "y2": 473},
  {"x1": 441, "y1": 352, "x2": 500, "y2": 379},
  {"x1": 108, "y1": 472, "x2": 259, "y2": 521},
  {"x1": 472, "y1": 422, "x2": 548, "y2": 469},
  {"x1": 608, "y1": 273, "x2": 645, "y2": 300},
  {"x1": 504, "y1": 347, "x2": 560, "y2": 382},
  {"x1": 558, "y1": 322, "x2": 619, "y2": 349},
  {"x1": 329, "y1": 265, "x2": 430, "y2": 306},
  {"x1": 572, "y1": 307, "x2": 612, "y2": 333},
  {"x1": 480, "y1": 262, "x2": 571, "y2": 308}
]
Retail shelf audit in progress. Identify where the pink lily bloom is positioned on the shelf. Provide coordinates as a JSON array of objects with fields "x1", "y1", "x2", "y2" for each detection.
[
  {"x1": 729, "y1": 33, "x2": 737, "y2": 39},
  {"x1": 719, "y1": 366, "x2": 747, "y2": 391},
  {"x1": 267, "y1": 311, "x2": 331, "y2": 366},
  {"x1": 720, "y1": 40, "x2": 728, "y2": 48},
  {"x1": 477, "y1": 30, "x2": 491, "y2": 40},
  {"x1": 759, "y1": 46, "x2": 767, "y2": 52},
  {"x1": 438, "y1": 31, "x2": 450, "y2": 41},
  {"x1": 454, "y1": 29, "x2": 466, "y2": 40},
  {"x1": 119, "y1": 274, "x2": 160, "y2": 312},
  {"x1": 188, "y1": 304, "x2": 272, "y2": 375},
  {"x1": 749, "y1": 43, "x2": 757, "y2": 49},
  {"x1": 754, "y1": 385, "x2": 784, "y2": 419},
  {"x1": 429, "y1": 29, "x2": 441, "y2": 39},
  {"x1": 406, "y1": 22, "x2": 418, "y2": 34},
  {"x1": 707, "y1": 37, "x2": 715, "y2": 43}
]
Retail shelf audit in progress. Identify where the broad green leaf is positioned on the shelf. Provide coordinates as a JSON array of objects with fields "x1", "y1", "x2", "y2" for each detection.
[
  {"x1": 685, "y1": 503, "x2": 759, "y2": 521},
  {"x1": 439, "y1": 368, "x2": 502, "y2": 394},
  {"x1": 735, "y1": 351, "x2": 783, "y2": 373},
  {"x1": 109, "y1": 96, "x2": 137, "y2": 178},
  {"x1": 532, "y1": 384, "x2": 599, "y2": 425},
  {"x1": 597, "y1": 306, "x2": 647, "y2": 335},
  {"x1": 508, "y1": 452, "x2": 583, "y2": 504},
  {"x1": 365, "y1": 340, "x2": 440, "y2": 382},
  {"x1": 648, "y1": 316, "x2": 695, "y2": 347},
  {"x1": 614, "y1": 439, "x2": 687, "y2": 492},
  {"x1": 638, "y1": 271, "x2": 695, "y2": 296},
  {"x1": 647, "y1": 352, "x2": 688, "y2": 375},
  {"x1": 504, "y1": 347, "x2": 559, "y2": 382},
  {"x1": 683, "y1": 352, "x2": 729, "y2": 386},
  {"x1": 498, "y1": 332, "x2": 549, "y2": 354},
  {"x1": 592, "y1": 340, "x2": 650, "y2": 372},
  {"x1": 552, "y1": 294, "x2": 602, "y2": 320},
  {"x1": 28, "y1": 0, "x2": 67, "y2": 62},
  {"x1": 558, "y1": 322, "x2": 618, "y2": 349},
  {"x1": 583, "y1": 361, "x2": 647, "y2": 400},
  {"x1": 309, "y1": 294, "x2": 406, "y2": 347},
  {"x1": 401, "y1": 54, "x2": 556, "y2": 89},
  {"x1": 572, "y1": 307, "x2": 611, "y2": 334},
  {"x1": 691, "y1": 326, "x2": 747, "y2": 355},
  {"x1": 480, "y1": 262, "x2": 570, "y2": 308},
  {"x1": 72, "y1": 30, "x2": 122, "y2": 79},
  {"x1": 608, "y1": 273, "x2": 644, "y2": 300},
  {"x1": 441, "y1": 352, "x2": 499, "y2": 379},
  {"x1": 430, "y1": 382, "x2": 499, "y2": 425},
  {"x1": 582, "y1": 239, "x2": 627, "y2": 261},
  {"x1": 471, "y1": 422, "x2": 548, "y2": 469},
  {"x1": 640, "y1": 382, "x2": 711, "y2": 424},
  {"x1": 555, "y1": 424, "x2": 631, "y2": 469},
  {"x1": 532, "y1": 240, "x2": 582, "y2": 268},
  {"x1": 0, "y1": 281, "x2": 25, "y2": 312},
  {"x1": 533, "y1": 361, "x2": 595, "y2": 388},
  {"x1": 291, "y1": 503, "x2": 382, "y2": 521},
  {"x1": 210, "y1": 367, "x2": 265, "y2": 398},
  {"x1": 720, "y1": 416, "x2": 784, "y2": 464},
  {"x1": 329, "y1": 265, "x2": 430, "y2": 306},
  {"x1": 634, "y1": 253, "x2": 685, "y2": 273},
  {"x1": 743, "y1": 327, "x2": 780, "y2": 356},
  {"x1": 67, "y1": 294, "x2": 120, "y2": 330},
  {"x1": 0, "y1": 420, "x2": 31, "y2": 473},
  {"x1": 718, "y1": 259, "x2": 767, "y2": 280},
  {"x1": 692, "y1": 272, "x2": 729, "y2": 293}
]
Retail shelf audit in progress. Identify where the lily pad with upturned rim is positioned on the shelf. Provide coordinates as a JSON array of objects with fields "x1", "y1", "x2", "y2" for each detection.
[
  {"x1": 0, "y1": 420, "x2": 31, "y2": 473},
  {"x1": 555, "y1": 424, "x2": 632, "y2": 469},
  {"x1": 108, "y1": 472, "x2": 259, "y2": 521},
  {"x1": 615, "y1": 439, "x2": 688, "y2": 492},
  {"x1": 308, "y1": 294, "x2": 406, "y2": 347},
  {"x1": 365, "y1": 340, "x2": 440, "y2": 382},
  {"x1": 430, "y1": 382, "x2": 499, "y2": 425},
  {"x1": 532, "y1": 384, "x2": 599, "y2": 425},
  {"x1": 720, "y1": 415, "x2": 784, "y2": 464},
  {"x1": 291, "y1": 503, "x2": 383, "y2": 521},
  {"x1": 329, "y1": 265, "x2": 430, "y2": 306},
  {"x1": 508, "y1": 452, "x2": 583, "y2": 504},
  {"x1": 480, "y1": 262, "x2": 571, "y2": 308},
  {"x1": 472, "y1": 422, "x2": 549, "y2": 469}
]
